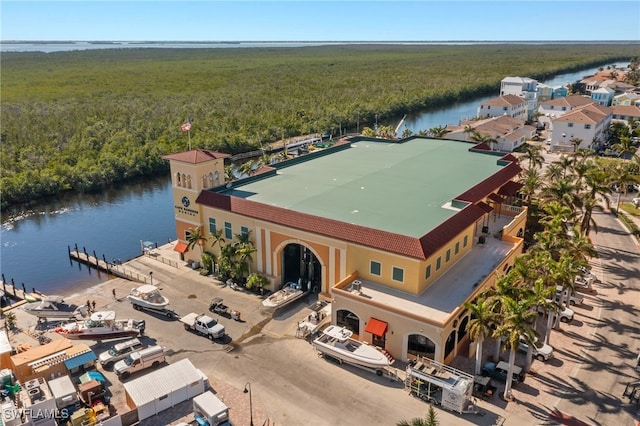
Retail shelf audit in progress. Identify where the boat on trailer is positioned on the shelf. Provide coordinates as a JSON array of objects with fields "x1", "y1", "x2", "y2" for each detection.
[
  {"x1": 127, "y1": 285, "x2": 170, "y2": 310},
  {"x1": 22, "y1": 295, "x2": 88, "y2": 320},
  {"x1": 312, "y1": 325, "x2": 391, "y2": 376},
  {"x1": 262, "y1": 281, "x2": 309, "y2": 309},
  {"x1": 55, "y1": 311, "x2": 145, "y2": 340}
]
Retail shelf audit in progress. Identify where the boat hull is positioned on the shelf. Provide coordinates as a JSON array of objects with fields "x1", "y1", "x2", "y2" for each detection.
[
  {"x1": 61, "y1": 330, "x2": 141, "y2": 340},
  {"x1": 312, "y1": 342, "x2": 390, "y2": 370},
  {"x1": 127, "y1": 296, "x2": 169, "y2": 310}
]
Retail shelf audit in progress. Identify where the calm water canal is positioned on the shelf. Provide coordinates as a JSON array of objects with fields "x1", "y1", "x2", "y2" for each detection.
[{"x1": 0, "y1": 65, "x2": 604, "y2": 296}]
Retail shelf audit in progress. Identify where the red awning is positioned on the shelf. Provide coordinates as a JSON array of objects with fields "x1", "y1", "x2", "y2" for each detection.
[
  {"x1": 365, "y1": 318, "x2": 388, "y2": 337},
  {"x1": 174, "y1": 242, "x2": 188, "y2": 253},
  {"x1": 487, "y1": 193, "x2": 505, "y2": 204},
  {"x1": 498, "y1": 181, "x2": 523, "y2": 197}
]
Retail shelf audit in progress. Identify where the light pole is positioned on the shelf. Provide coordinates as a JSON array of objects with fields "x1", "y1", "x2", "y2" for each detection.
[
  {"x1": 149, "y1": 271, "x2": 153, "y2": 286},
  {"x1": 243, "y1": 382, "x2": 254, "y2": 426}
]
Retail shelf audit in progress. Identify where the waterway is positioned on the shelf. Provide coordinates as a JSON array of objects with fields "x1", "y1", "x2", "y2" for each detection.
[{"x1": 0, "y1": 64, "x2": 604, "y2": 296}]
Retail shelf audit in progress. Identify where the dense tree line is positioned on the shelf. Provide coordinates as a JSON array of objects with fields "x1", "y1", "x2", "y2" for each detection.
[{"x1": 1, "y1": 44, "x2": 636, "y2": 209}]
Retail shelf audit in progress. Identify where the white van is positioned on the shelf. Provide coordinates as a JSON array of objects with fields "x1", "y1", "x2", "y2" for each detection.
[
  {"x1": 98, "y1": 338, "x2": 144, "y2": 369},
  {"x1": 114, "y1": 345, "x2": 165, "y2": 379}
]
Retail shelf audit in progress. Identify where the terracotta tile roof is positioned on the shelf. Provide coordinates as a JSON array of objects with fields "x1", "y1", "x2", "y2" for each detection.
[
  {"x1": 162, "y1": 149, "x2": 230, "y2": 164},
  {"x1": 612, "y1": 105, "x2": 640, "y2": 118},
  {"x1": 488, "y1": 193, "x2": 506, "y2": 203},
  {"x1": 553, "y1": 106, "x2": 608, "y2": 124},
  {"x1": 540, "y1": 95, "x2": 595, "y2": 109},
  {"x1": 481, "y1": 94, "x2": 526, "y2": 107},
  {"x1": 498, "y1": 180, "x2": 523, "y2": 196},
  {"x1": 455, "y1": 161, "x2": 522, "y2": 203}
]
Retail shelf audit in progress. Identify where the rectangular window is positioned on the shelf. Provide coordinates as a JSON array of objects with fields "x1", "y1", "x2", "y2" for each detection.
[
  {"x1": 425, "y1": 265, "x2": 431, "y2": 280},
  {"x1": 436, "y1": 257, "x2": 442, "y2": 271},
  {"x1": 446, "y1": 249, "x2": 451, "y2": 263},
  {"x1": 392, "y1": 267, "x2": 404, "y2": 282},
  {"x1": 224, "y1": 222, "x2": 232, "y2": 240},
  {"x1": 240, "y1": 226, "x2": 249, "y2": 237},
  {"x1": 568, "y1": 123, "x2": 573, "y2": 127},
  {"x1": 584, "y1": 124, "x2": 591, "y2": 129},
  {"x1": 455, "y1": 242, "x2": 460, "y2": 255},
  {"x1": 208, "y1": 218, "x2": 216, "y2": 234},
  {"x1": 370, "y1": 261, "x2": 381, "y2": 276},
  {"x1": 463, "y1": 235, "x2": 468, "y2": 247}
]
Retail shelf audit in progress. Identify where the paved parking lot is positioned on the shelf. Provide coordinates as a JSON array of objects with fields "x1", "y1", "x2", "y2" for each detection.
[{"x1": 5, "y1": 236, "x2": 640, "y2": 425}]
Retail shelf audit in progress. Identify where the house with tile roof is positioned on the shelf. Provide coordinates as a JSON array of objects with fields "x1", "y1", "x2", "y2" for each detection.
[
  {"x1": 477, "y1": 95, "x2": 528, "y2": 121},
  {"x1": 500, "y1": 76, "x2": 539, "y2": 119},
  {"x1": 445, "y1": 115, "x2": 535, "y2": 152},
  {"x1": 591, "y1": 87, "x2": 615, "y2": 107},
  {"x1": 550, "y1": 103, "x2": 612, "y2": 152},
  {"x1": 613, "y1": 92, "x2": 640, "y2": 107},
  {"x1": 537, "y1": 95, "x2": 597, "y2": 130},
  {"x1": 611, "y1": 105, "x2": 640, "y2": 122},
  {"x1": 164, "y1": 137, "x2": 527, "y2": 364}
]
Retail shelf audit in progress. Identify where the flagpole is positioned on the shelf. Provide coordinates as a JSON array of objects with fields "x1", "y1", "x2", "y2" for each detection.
[{"x1": 188, "y1": 128, "x2": 191, "y2": 150}]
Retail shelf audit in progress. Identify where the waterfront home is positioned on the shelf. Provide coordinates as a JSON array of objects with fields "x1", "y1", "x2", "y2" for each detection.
[
  {"x1": 537, "y1": 95, "x2": 596, "y2": 130},
  {"x1": 613, "y1": 91, "x2": 640, "y2": 107},
  {"x1": 591, "y1": 87, "x2": 615, "y2": 107},
  {"x1": 611, "y1": 105, "x2": 640, "y2": 122},
  {"x1": 477, "y1": 95, "x2": 528, "y2": 121},
  {"x1": 446, "y1": 115, "x2": 534, "y2": 152},
  {"x1": 500, "y1": 76, "x2": 539, "y2": 119}
]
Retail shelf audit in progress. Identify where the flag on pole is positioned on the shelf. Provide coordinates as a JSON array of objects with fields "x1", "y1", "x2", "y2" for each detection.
[{"x1": 181, "y1": 118, "x2": 191, "y2": 132}]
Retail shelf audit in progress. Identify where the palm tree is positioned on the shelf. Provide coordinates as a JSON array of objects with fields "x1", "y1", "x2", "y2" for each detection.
[
  {"x1": 464, "y1": 299, "x2": 494, "y2": 375},
  {"x1": 186, "y1": 226, "x2": 208, "y2": 259},
  {"x1": 397, "y1": 405, "x2": 438, "y2": 426},
  {"x1": 569, "y1": 137, "x2": 583, "y2": 153},
  {"x1": 611, "y1": 135, "x2": 638, "y2": 160},
  {"x1": 519, "y1": 167, "x2": 542, "y2": 207},
  {"x1": 493, "y1": 295, "x2": 537, "y2": 400},
  {"x1": 521, "y1": 145, "x2": 544, "y2": 170},
  {"x1": 428, "y1": 125, "x2": 450, "y2": 138}
]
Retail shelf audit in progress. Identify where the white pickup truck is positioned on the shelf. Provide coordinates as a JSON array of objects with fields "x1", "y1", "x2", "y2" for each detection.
[{"x1": 180, "y1": 313, "x2": 226, "y2": 340}]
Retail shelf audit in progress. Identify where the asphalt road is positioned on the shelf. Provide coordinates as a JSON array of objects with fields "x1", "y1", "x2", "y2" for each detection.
[{"x1": 554, "y1": 210, "x2": 640, "y2": 425}]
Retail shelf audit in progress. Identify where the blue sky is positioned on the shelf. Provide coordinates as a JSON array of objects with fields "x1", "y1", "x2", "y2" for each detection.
[{"x1": 2, "y1": 1, "x2": 639, "y2": 42}]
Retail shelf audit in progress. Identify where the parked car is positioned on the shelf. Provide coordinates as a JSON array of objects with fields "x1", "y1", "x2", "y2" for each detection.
[
  {"x1": 555, "y1": 286, "x2": 584, "y2": 305},
  {"x1": 632, "y1": 198, "x2": 640, "y2": 208},
  {"x1": 98, "y1": 338, "x2": 144, "y2": 369},
  {"x1": 538, "y1": 300, "x2": 575, "y2": 323},
  {"x1": 577, "y1": 266, "x2": 596, "y2": 282},
  {"x1": 481, "y1": 361, "x2": 525, "y2": 386},
  {"x1": 518, "y1": 336, "x2": 554, "y2": 362},
  {"x1": 574, "y1": 276, "x2": 593, "y2": 292}
]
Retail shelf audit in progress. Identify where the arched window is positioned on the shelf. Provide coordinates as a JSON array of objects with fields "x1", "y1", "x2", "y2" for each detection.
[
  {"x1": 336, "y1": 310, "x2": 360, "y2": 334},
  {"x1": 186, "y1": 175, "x2": 192, "y2": 189},
  {"x1": 458, "y1": 317, "x2": 469, "y2": 343},
  {"x1": 407, "y1": 334, "x2": 436, "y2": 360},
  {"x1": 208, "y1": 172, "x2": 214, "y2": 186},
  {"x1": 176, "y1": 172, "x2": 182, "y2": 187},
  {"x1": 181, "y1": 173, "x2": 186, "y2": 188},
  {"x1": 202, "y1": 174, "x2": 208, "y2": 188}
]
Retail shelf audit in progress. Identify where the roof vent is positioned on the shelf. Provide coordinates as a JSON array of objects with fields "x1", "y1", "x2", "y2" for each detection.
[
  {"x1": 28, "y1": 387, "x2": 42, "y2": 403},
  {"x1": 25, "y1": 379, "x2": 39, "y2": 390},
  {"x1": 351, "y1": 280, "x2": 362, "y2": 292}
]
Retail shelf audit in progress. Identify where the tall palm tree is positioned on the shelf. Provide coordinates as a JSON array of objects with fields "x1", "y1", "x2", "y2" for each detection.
[
  {"x1": 521, "y1": 145, "x2": 545, "y2": 170},
  {"x1": 464, "y1": 299, "x2": 494, "y2": 375},
  {"x1": 519, "y1": 167, "x2": 542, "y2": 207},
  {"x1": 493, "y1": 295, "x2": 537, "y2": 400},
  {"x1": 569, "y1": 137, "x2": 583, "y2": 153},
  {"x1": 428, "y1": 125, "x2": 450, "y2": 138},
  {"x1": 611, "y1": 135, "x2": 638, "y2": 160}
]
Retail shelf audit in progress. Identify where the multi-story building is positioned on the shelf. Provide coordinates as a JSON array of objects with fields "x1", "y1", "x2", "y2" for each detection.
[
  {"x1": 445, "y1": 116, "x2": 535, "y2": 152},
  {"x1": 537, "y1": 95, "x2": 596, "y2": 130},
  {"x1": 500, "y1": 76, "x2": 539, "y2": 119},
  {"x1": 591, "y1": 87, "x2": 615, "y2": 106},
  {"x1": 477, "y1": 95, "x2": 528, "y2": 121},
  {"x1": 550, "y1": 103, "x2": 612, "y2": 152},
  {"x1": 164, "y1": 136, "x2": 527, "y2": 364}
]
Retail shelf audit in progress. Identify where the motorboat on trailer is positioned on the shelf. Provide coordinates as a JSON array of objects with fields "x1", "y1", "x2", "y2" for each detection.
[
  {"x1": 312, "y1": 325, "x2": 391, "y2": 375},
  {"x1": 55, "y1": 311, "x2": 145, "y2": 340},
  {"x1": 22, "y1": 295, "x2": 88, "y2": 320},
  {"x1": 262, "y1": 280, "x2": 309, "y2": 309},
  {"x1": 127, "y1": 284, "x2": 169, "y2": 310}
]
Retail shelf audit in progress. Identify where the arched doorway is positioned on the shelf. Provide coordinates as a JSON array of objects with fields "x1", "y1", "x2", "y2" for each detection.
[
  {"x1": 407, "y1": 334, "x2": 436, "y2": 360},
  {"x1": 281, "y1": 243, "x2": 321, "y2": 291},
  {"x1": 457, "y1": 316, "x2": 471, "y2": 357},
  {"x1": 444, "y1": 330, "x2": 456, "y2": 362},
  {"x1": 336, "y1": 310, "x2": 360, "y2": 336}
]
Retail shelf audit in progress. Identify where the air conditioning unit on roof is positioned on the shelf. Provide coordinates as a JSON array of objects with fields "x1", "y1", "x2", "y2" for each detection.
[{"x1": 351, "y1": 280, "x2": 362, "y2": 291}]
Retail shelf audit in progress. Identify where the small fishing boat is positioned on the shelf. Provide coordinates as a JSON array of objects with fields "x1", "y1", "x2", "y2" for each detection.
[
  {"x1": 22, "y1": 295, "x2": 88, "y2": 320},
  {"x1": 55, "y1": 311, "x2": 145, "y2": 340},
  {"x1": 262, "y1": 281, "x2": 308, "y2": 309},
  {"x1": 312, "y1": 325, "x2": 391, "y2": 375},
  {"x1": 127, "y1": 285, "x2": 169, "y2": 310}
]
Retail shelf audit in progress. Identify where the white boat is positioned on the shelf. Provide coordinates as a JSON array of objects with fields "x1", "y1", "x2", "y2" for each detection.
[
  {"x1": 262, "y1": 281, "x2": 308, "y2": 308},
  {"x1": 312, "y1": 325, "x2": 391, "y2": 374},
  {"x1": 127, "y1": 285, "x2": 169, "y2": 310},
  {"x1": 55, "y1": 311, "x2": 145, "y2": 340},
  {"x1": 22, "y1": 295, "x2": 88, "y2": 320}
]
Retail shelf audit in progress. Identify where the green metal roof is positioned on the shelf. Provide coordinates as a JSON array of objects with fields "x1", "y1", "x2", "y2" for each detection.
[{"x1": 223, "y1": 137, "x2": 505, "y2": 237}]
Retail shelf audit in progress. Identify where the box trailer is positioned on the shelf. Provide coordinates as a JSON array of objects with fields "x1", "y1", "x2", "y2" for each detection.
[{"x1": 193, "y1": 391, "x2": 230, "y2": 425}]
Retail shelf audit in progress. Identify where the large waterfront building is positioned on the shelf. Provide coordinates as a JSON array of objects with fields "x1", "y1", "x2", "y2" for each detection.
[{"x1": 164, "y1": 136, "x2": 527, "y2": 364}]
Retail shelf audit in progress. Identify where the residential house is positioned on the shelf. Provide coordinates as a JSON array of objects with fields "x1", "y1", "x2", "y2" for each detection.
[
  {"x1": 446, "y1": 116, "x2": 535, "y2": 152},
  {"x1": 611, "y1": 105, "x2": 640, "y2": 122},
  {"x1": 591, "y1": 87, "x2": 615, "y2": 106},
  {"x1": 550, "y1": 103, "x2": 612, "y2": 152},
  {"x1": 537, "y1": 95, "x2": 596, "y2": 130},
  {"x1": 500, "y1": 76, "x2": 539, "y2": 119},
  {"x1": 477, "y1": 95, "x2": 528, "y2": 121},
  {"x1": 613, "y1": 92, "x2": 640, "y2": 107},
  {"x1": 164, "y1": 138, "x2": 528, "y2": 364}
]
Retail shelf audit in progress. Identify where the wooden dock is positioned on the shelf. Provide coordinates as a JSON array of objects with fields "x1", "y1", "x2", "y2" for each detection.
[{"x1": 68, "y1": 249, "x2": 150, "y2": 285}]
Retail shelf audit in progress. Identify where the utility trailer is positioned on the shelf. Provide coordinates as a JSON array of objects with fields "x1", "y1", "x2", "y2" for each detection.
[{"x1": 405, "y1": 357, "x2": 482, "y2": 415}]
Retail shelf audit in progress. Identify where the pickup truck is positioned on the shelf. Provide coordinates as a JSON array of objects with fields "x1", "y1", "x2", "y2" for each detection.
[
  {"x1": 180, "y1": 313, "x2": 226, "y2": 340},
  {"x1": 481, "y1": 361, "x2": 525, "y2": 387}
]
